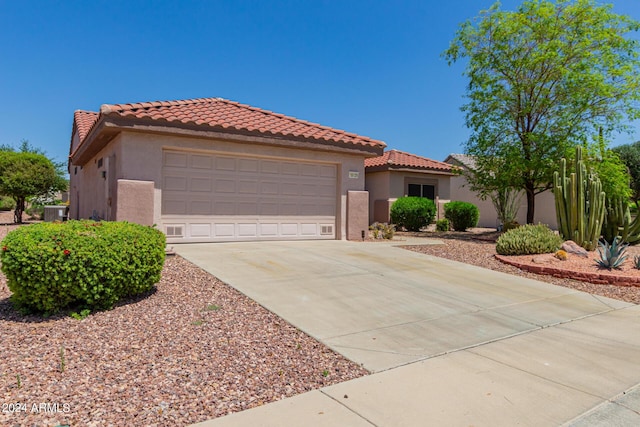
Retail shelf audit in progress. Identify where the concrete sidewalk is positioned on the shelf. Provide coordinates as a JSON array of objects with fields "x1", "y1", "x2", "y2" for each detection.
[{"x1": 178, "y1": 239, "x2": 640, "y2": 426}]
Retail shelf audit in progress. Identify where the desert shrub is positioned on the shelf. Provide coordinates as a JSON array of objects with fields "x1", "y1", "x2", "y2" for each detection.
[
  {"x1": 390, "y1": 197, "x2": 436, "y2": 231},
  {"x1": 503, "y1": 221, "x2": 520, "y2": 231},
  {"x1": 0, "y1": 220, "x2": 165, "y2": 314},
  {"x1": 0, "y1": 196, "x2": 14, "y2": 211},
  {"x1": 435, "y1": 218, "x2": 450, "y2": 232},
  {"x1": 369, "y1": 222, "x2": 395, "y2": 239},
  {"x1": 495, "y1": 224, "x2": 563, "y2": 256},
  {"x1": 444, "y1": 201, "x2": 479, "y2": 231},
  {"x1": 25, "y1": 201, "x2": 44, "y2": 219}
]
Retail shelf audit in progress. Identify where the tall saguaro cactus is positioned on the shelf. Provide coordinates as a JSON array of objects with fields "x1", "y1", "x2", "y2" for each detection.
[{"x1": 553, "y1": 146, "x2": 605, "y2": 251}]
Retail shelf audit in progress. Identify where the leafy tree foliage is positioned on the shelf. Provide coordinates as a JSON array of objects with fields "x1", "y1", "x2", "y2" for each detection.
[
  {"x1": 0, "y1": 141, "x2": 67, "y2": 223},
  {"x1": 589, "y1": 149, "x2": 631, "y2": 202},
  {"x1": 444, "y1": 0, "x2": 640, "y2": 223},
  {"x1": 612, "y1": 141, "x2": 640, "y2": 204}
]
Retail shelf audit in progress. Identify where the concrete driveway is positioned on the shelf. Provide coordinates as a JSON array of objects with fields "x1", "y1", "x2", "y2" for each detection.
[
  {"x1": 176, "y1": 239, "x2": 629, "y2": 371},
  {"x1": 178, "y1": 239, "x2": 640, "y2": 426}
]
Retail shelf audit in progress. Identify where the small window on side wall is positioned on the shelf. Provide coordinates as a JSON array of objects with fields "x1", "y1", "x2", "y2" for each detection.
[{"x1": 408, "y1": 183, "x2": 435, "y2": 200}]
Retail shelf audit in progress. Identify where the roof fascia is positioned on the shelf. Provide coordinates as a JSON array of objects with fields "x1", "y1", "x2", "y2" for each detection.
[
  {"x1": 366, "y1": 165, "x2": 454, "y2": 175},
  {"x1": 104, "y1": 116, "x2": 384, "y2": 157}
]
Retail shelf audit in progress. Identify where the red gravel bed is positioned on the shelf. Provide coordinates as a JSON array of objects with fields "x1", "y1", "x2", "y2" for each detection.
[
  {"x1": 495, "y1": 248, "x2": 640, "y2": 287},
  {"x1": 401, "y1": 230, "x2": 640, "y2": 305},
  {"x1": 0, "y1": 255, "x2": 367, "y2": 426}
]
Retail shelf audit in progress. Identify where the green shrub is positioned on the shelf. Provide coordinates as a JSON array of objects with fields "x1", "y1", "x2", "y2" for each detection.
[
  {"x1": 0, "y1": 196, "x2": 14, "y2": 211},
  {"x1": 495, "y1": 224, "x2": 563, "y2": 255},
  {"x1": 0, "y1": 220, "x2": 165, "y2": 314},
  {"x1": 390, "y1": 197, "x2": 436, "y2": 231},
  {"x1": 369, "y1": 222, "x2": 395, "y2": 239},
  {"x1": 435, "y1": 219, "x2": 450, "y2": 232},
  {"x1": 444, "y1": 201, "x2": 479, "y2": 231}
]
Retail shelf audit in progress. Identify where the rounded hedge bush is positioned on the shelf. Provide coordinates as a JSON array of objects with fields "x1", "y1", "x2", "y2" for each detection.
[
  {"x1": 0, "y1": 220, "x2": 166, "y2": 314},
  {"x1": 444, "y1": 201, "x2": 479, "y2": 231},
  {"x1": 495, "y1": 223, "x2": 563, "y2": 256},
  {"x1": 435, "y1": 218, "x2": 450, "y2": 232},
  {"x1": 390, "y1": 197, "x2": 436, "y2": 231}
]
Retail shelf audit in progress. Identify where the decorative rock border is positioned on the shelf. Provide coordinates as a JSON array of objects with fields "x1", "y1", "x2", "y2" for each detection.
[{"x1": 495, "y1": 254, "x2": 640, "y2": 287}]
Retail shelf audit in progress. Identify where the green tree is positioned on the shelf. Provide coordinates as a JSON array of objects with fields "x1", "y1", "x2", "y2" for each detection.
[
  {"x1": 0, "y1": 142, "x2": 67, "y2": 223},
  {"x1": 589, "y1": 149, "x2": 631, "y2": 202},
  {"x1": 612, "y1": 141, "x2": 640, "y2": 205},
  {"x1": 444, "y1": 0, "x2": 640, "y2": 223},
  {"x1": 582, "y1": 128, "x2": 631, "y2": 202}
]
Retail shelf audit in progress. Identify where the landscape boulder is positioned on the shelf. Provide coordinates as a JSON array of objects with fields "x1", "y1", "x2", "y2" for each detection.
[{"x1": 561, "y1": 240, "x2": 589, "y2": 257}]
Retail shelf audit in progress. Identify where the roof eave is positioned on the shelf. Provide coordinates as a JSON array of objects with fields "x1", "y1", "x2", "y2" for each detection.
[
  {"x1": 365, "y1": 164, "x2": 454, "y2": 175},
  {"x1": 69, "y1": 118, "x2": 121, "y2": 166},
  {"x1": 73, "y1": 114, "x2": 384, "y2": 163}
]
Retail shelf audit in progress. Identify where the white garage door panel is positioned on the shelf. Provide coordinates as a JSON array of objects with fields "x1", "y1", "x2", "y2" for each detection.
[
  {"x1": 190, "y1": 224, "x2": 211, "y2": 237},
  {"x1": 162, "y1": 150, "x2": 336, "y2": 242}
]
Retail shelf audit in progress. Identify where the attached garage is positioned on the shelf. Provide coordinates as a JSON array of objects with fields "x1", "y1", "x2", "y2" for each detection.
[
  {"x1": 161, "y1": 150, "x2": 337, "y2": 241},
  {"x1": 68, "y1": 97, "x2": 385, "y2": 243}
]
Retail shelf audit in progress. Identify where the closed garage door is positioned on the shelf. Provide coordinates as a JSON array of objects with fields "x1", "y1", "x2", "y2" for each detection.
[{"x1": 161, "y1": 149, "x2": 337, "y2": 242}]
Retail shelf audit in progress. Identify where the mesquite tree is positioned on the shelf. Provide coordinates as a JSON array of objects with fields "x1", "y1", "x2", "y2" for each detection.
[{"x1": 444, "y1": 0, "x2": 640, "y2": 223}]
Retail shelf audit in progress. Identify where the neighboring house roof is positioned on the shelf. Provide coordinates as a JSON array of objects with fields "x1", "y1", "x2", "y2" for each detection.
[
  {"x1": 70, "y1": 97, "x2": 385, "y2": 165},
  {"x1": 365, "y1": 149, "x2": 454, "y2": 174},
  {"x1": 443, "y1": 153, "x2": 477, "y2": 170}
]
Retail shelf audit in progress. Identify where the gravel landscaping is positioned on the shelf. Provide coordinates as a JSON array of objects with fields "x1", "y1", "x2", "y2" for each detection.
[
  {"x1": 0, "y1": 252, "x2": 367, "y2": 427},
  {"x1": 3, "y1": 216, "x2": 640, "y2": 426},
  {"x1": 401, "y1": 230, "x2": 640, "y2": 305}
]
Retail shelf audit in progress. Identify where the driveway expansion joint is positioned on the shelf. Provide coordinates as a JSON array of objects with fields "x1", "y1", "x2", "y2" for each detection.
[{"x1": 320, "y1": 389, "x2": 379, "y2": 427}]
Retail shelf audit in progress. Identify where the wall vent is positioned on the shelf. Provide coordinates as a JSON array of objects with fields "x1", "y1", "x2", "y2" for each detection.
[
  {"x1": 320, "y1": 225, "x2": 333, "y2": 235},
  {"x1": 166, "y1": 225, "x2": 184, "y2": 237}
]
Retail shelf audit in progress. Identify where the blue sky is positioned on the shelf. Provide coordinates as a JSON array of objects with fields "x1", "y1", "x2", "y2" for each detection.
[{"x1": 1, "y1": 0, "x2": 640, "y2": 168}]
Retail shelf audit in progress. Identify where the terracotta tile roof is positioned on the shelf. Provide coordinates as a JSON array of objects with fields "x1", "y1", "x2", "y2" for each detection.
[
  {"x1": 73, "y1": 110, "x2": 99, "y2": 142},
  {"x1": 81, "y1": 97, "x2": 385, "y2": 149},
  {"x1": 365, "y1": 149, "x2": 453, "y2": 172}
]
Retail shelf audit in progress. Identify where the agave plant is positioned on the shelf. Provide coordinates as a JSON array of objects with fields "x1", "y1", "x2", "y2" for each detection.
[{"x1": 596, "y1": 238, "x2": 629, "y2": 270}]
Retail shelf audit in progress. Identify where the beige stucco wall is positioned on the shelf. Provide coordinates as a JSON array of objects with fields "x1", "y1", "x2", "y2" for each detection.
[
  {"x1": 69, "y1": 134, "x2": 122, "y2": 221},
  {"x1": 365, "y1": 170, "x2": 452, "y2": 224},
  {"x1": 365, "y1": 171, "x2": 390, "y2": 223},
  {"x1": 70, "y1": 131, "x2": 369, "y2": 240},
  {"x1": 347, "y1": 191, "x2": 369, "y2": 240},
  {"x1": 450, "y1": 174, "x2": 558, "y2": 229},
  {"x1": 116, "y1": 179, "x2": 155, "y2": 225}
]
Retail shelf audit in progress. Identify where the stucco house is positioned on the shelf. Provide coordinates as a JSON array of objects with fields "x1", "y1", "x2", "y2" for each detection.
[
  {"x1": 364, "y1": 150, "x2": 455, "y2": 224},
  {"x1": 68, "y1": 97, "x2": 385, "y2": 243},
  {"x1": 444, "y1": 154, "x2": 557, "y2": 229}
]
